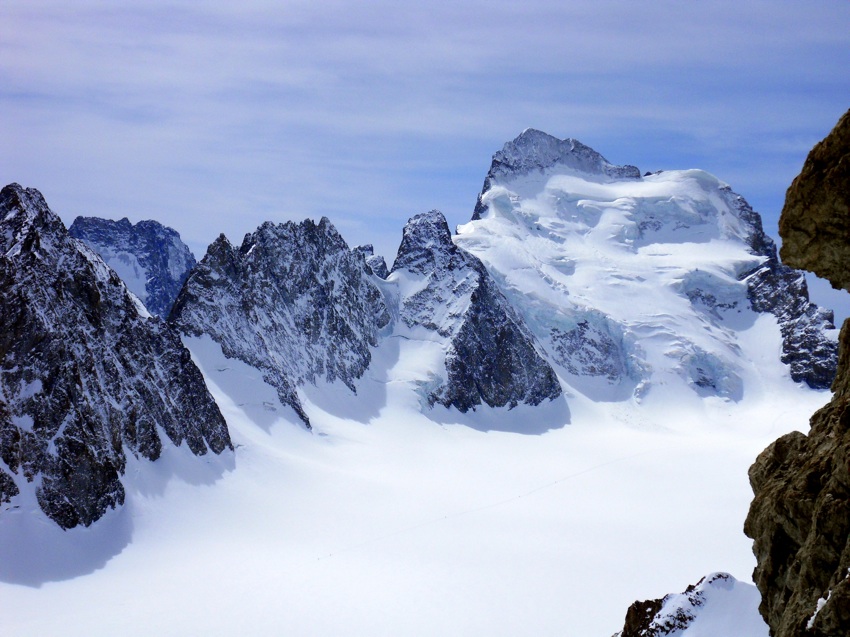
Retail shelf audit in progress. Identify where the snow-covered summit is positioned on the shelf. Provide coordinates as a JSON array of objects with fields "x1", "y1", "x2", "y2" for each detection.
[
  {"x1": 458, "y1": 133, "x2": 837, "y2": 404},
  {"x1": 69, "y1": 215, "x2": 197, "y2": 318},
  {"x1": 473, "y1": 129, "x2": 641, "y2": 219},
  {"x1": 495, "y1": 128, "x2": 641, "y2": 180}
]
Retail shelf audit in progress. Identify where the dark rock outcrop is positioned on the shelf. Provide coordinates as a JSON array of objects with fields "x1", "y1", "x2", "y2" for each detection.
[
  {"x1": 171, "y1": 218, "x2": 391, "y2": 427},
  {"x1": 391, "y1": 210, "x2": 562, "y2": 411},
  {"x1": 355, "y1": 244, "x2": 390, "y2": 279},
  {"x1": 736, "y1": 191, "x2": 839, "y2": 389},
  {"x1": 0, "y1": 184, "x2": 231, "y2": 529},
  {"x1": 69, "y1": 216, "x2": 196, "y2": 318},
  {"x1": 745, "y1": 110, "x2": 850, "y2": 637}
]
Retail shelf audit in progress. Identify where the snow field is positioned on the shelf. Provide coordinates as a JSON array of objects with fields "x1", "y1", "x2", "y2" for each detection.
[
  {"x1": 0, "y1": 332, "x2": 827, "y2": 636},
  {"x1": 0, "y1": 159, "x2": 831, "y2": 636}
]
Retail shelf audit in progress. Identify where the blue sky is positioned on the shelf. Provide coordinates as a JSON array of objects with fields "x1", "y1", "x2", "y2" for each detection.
[{"x1": 2, "y1": 1, "x2": 849, "y2": 314}]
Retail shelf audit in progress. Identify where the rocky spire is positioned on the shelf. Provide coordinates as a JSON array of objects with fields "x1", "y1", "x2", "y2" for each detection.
[
  {"x1": 392, "y1": 210, "x2": 562, "y2": 412},
  {"x1": 0, "y1": 184, "x2": 231, "y2": 529}
]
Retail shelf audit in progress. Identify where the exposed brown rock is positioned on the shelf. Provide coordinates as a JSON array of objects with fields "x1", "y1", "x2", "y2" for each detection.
[
  {"x1": 745, "y1": 109, "x2": 850, "y2": 637},
  {"x1": 618, "y1": 596, "x2": 665, "y2": 637},
  {"x1": 778, "y1": 109, "x2": 850, "y2": 290}
]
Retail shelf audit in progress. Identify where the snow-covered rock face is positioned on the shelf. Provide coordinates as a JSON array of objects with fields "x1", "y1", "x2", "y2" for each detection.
[
  {"x1": 456, "y1": 131, "x2": 837, "y2": 403},
  {"x1": 69, "y1": 216, "x2": 197, "y2": 319},
  {"x1": 616, "y1": 572, "x2": 768, "y2": 637},
  {"x1": 0, "y1": 184, "x2": 231, "y2": 529},
  {"x1": 483, "y1": 128, "x2": 640, "y2": 187},
  {"x1": 389, "y1": 210, "x2": 562, "y2": 412},
  {"x1": 171, "y1": 218, "x2": 391, "y2": 427},
  {"x1": 739, "y1": 193, "x2": 838, "y2": 389},
  {"x1": 355, "y1": 244, "x2": 390, "y2": 279},
  {"x1": 473, "y1": 128, "x2": 641, "y2": 220}
]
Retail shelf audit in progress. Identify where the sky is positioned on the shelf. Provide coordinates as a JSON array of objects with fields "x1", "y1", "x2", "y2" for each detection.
[{"x1": 2, "y1": 1, "x2": 849, "y2": 313}]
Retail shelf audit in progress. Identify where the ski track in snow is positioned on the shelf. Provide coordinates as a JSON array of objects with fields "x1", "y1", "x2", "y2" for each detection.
[{"x1": 313, "y1": 446, "x2": 663, "y2": 563}]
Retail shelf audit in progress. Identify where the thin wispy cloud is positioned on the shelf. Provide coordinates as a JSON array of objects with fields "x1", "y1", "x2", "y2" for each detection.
[{"x1": 2, "y1": 0, "x2": 848, "y2": 269}]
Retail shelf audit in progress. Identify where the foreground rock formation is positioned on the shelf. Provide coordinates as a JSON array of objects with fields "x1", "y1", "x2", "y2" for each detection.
[
  {"x1": 745, "y1": 109, "x2": 850, "y2": 637},
  {"x1": 0, "y1": 184, "x2": 231, "y2": 529},
  {"x1": 778, "y1": 110, "x2": 850, "y2": 291}
]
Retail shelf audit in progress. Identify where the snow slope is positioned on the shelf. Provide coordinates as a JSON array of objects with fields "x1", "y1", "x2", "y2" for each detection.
[{"x1": 0, "y1": 328, "x2": 826, "y2": 636}]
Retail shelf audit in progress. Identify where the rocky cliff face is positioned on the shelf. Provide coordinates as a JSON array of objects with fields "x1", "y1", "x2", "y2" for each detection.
[
  {"x1": 778, "y1": 110, "x2": 850, "y2": 291},
  {"x1": 0, "y1": 184, "x2": 231, "y2": 529},
  {"x1": 738, "y1": 192, "x2": 838, "y2": 389},
  {"x1": 355, "y1": 244, "x2": 390, "y2": 279},
  {"x1": 391, "y1": 210, "x2": 562, "y2": 411},
  {"x1": 69, "y1": 216, "x2": 197, "y2": 319},
  {"x1": 745, "y1": 109, "x2": 850, "y2": 637},
  {"x1": 170, "y1": 218, "x2": 391, "y2": 427}
]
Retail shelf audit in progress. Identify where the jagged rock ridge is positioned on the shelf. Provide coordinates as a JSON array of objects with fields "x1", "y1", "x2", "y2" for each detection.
[
  {"x1": 391, "y1": 210, "x2": 562, "y2": 411},
  {"x1": 69, "y1": 216, "x2": 196, "y2": 319},
  {"x1": 0, "y1": 184, "x2": 231, "y2": 529},
  {"x1": 171, "y1": 218, "x2": 391, "y2": 427},
  {"x1": 745, "y1": 108, "x2": 850, "y2": 637}
]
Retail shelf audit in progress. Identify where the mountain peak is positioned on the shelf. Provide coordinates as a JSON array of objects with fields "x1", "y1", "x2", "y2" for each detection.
[
  {"x1": 250, "y1": 217, "x2": 348, "y2": 257},
  {"x1": 493, "y1": 129, "x2": 641, "y2": 181},
  {"x1": 0, "y1": 185, "x2": 231, "y2": 529},
  {"x1": 391, "y1": 210, "x2": 457, "y2": 275},
  {"x1": 460, "y1": 140, "x2": 838, "y2": 401},
  {"x1": 472, "y1": 131, "x2": 641, "y2": 220},
  {"x1": 1, "y1": 183, "x2": 47, "y2": 216},
  {"x1": 1, "y1": 183, "x2": 68, "y2": 258},
  {"x1": 172, "y1": 217, "x2": 392, "y2": 427}
]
